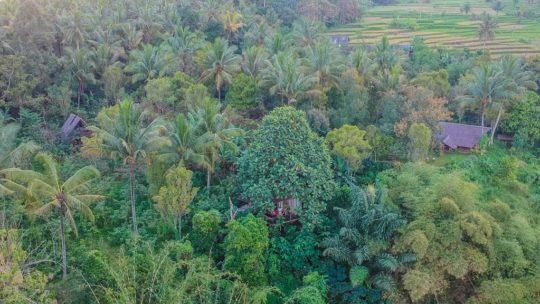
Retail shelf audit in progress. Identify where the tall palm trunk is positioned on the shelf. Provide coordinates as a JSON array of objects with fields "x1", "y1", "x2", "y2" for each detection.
[
  {"x1": 77, "y1": 78, "x2": 84, "y2": 110},
  {"x1": 207, "y1": 168, "x2": 211, "y2": 190},
  {"x1": 490, "y1": 107, "x2": 503, "y2": 144},
  {"x1": 128, "y1": 161, "x2": 139, "y2": 234},
  {"x1": 59, "y1": 203, "x2": 68, "y2": 279}
]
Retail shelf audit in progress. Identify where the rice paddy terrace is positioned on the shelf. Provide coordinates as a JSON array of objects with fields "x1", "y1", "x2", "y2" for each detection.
[{"x1": 329, "y1": 0, "x2": 540, "y2": 57}]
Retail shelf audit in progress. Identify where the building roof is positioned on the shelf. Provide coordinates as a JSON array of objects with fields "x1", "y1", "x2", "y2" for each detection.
[
  {"x1": 60, "y1": 113, "x2": 85, "y2": 137},
  {"x1": 330, "y1": 35, "x2": 350, "y2": 44},
  {"x1": 437, "y1": 122, "x2": 491, "y2": 149}
]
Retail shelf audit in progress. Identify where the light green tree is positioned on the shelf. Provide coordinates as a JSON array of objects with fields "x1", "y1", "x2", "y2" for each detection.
[
  {"x1": 326, "y1": 124, "x2": 372, "y2": 172},
  {"x1": 0, "y1": 229, "x2": 55, "y2": 303},
  {"x1": 407, "y1": 123, "x2": 431, "y2": 162},
  {"x1": 152, "y1": 164, "x2": 198, "y2": 239}
]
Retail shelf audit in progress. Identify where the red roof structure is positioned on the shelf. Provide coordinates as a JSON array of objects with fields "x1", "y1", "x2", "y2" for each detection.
[{"x1": 437, "y1": 122, "x2": 491, "y2": 150}]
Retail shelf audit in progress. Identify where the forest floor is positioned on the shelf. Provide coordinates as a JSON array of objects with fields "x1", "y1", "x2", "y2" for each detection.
[{"x1": 328, "y1": 0, "x2": 540, "y2": 57}]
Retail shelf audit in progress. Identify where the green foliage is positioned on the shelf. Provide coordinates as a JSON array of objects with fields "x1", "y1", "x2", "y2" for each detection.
[
  {"x1": 224, "y1": 214, "x2": 269, "y2": 286},
  {"x1": 190, "y1": 209, "x2": 221, "y2": 253},
  {"x1": 502, "y1": 91, "x2": 540, "y2": 146},
  {"x1": 326, "y1": 124, "x2": 372, "y2": 172},
  {"x1": 0, "y1": 230, "x2": 55, "y2": 304},
  {"x1": 321, "y1": 182, "x2": 408, "y2": 293},
  {"x1": 225, "y1": 73, "x2": 261, "y2": 112},
  {"x1": 237, "y1": 106, "x2": 335, "y2": 225},
  {"x1": 153, "y1": 164, "x2": 198, "y2": 238},
  {"x1": 407, "y1": 123, "x2": 431, "y2": 162},
  {"x1": 349, "y1": 266, "x2": 369, "y2": 287}
]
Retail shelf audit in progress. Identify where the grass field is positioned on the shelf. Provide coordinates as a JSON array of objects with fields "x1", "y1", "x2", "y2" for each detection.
[{"x1": 328, "y1": 0, "x2": 540, "y2": 57}]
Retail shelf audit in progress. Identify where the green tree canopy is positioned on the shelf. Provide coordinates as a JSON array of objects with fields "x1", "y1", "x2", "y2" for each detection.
[
  {"x1": 326, "y1": 124, "x2": 372, "y2": 172},
  {"x1": 224, "y1": 214, "x2": 269, "y2": 286},
  {"x1": 237, "y1": 106, "x2": 334, "y2": 225}
]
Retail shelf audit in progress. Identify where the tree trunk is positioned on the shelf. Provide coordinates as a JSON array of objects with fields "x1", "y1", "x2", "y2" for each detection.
[
  {"x1": 490, "y1": 107, "x2": 503, "y2": 144},
  {"x1": 77, "y1": 79, "x2": 83, "y2": 110},
  {"x1": 207, "y1": 169, "x2": 211, "y2": 191},
  {"x1": 177, "y1": 214, "x2": 182, "y2": 239},
  {"x1": 129, "y1": 162, "x2": 139, "y2": 234},
  {"x1": 59, "y1": 205, "x2": 68, "y2": 279}
]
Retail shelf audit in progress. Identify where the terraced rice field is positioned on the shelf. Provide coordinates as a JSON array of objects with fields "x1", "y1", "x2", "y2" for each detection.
[{"x1": 328, "y1": 0, "x2": 540, "y2": 57}]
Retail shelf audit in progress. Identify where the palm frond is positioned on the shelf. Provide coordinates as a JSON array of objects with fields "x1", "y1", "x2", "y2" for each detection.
[{"x1": 63, "y1": 166, "x2": 101, "y2": 193}]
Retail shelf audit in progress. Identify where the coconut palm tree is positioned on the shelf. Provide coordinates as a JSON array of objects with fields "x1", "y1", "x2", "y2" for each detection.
[
  {"x1": 163, "y1": 26, "x2": 204, "y2": 75},
  {"x1": 91, "y1": 43, "x2": 122, "y2": 79},
  {"x1": 291, "y1": 17, "x2": 322, "y2": 48},
  {"x1": 478, "y1": 14, "x2": 498, "y2": 50},
  {"x1": 125, "y1": 44, "x2": 170, "y2": 84},
  {"x1": 350, "y1": 48, "x2": 372, "y2": 86},
  {"x1": 488, "y1": 55, "x2": 538, "y2": 143},
  {"x1": 241, "y1": 46, "x2": 268, "y2": 78},
  {"x1": 373, "y1": 36, "x2": 399, "y2": 84},
  {"x1": 199, "y1": 37, "x2": 241, "y2": 100},
  {"x1": 191, "y1": 99, "x2": 242, "y2": 189},
  {"x1": 0, "y1": 112, "x2": 39, "y2": 195},
  {"x1": 264, "y1": 32, "x2": 289, "y2": 55},
  {"x1": 65, "y1": 47, "x2": 96, "y2": 109},
  {"x1": 159, "y1": 113, "x2": 209, "y2": 172},
  {"x1": 85, "y1": 99, "x2": 168, "y2": 233},
  {"x1": 222, "y1": 10, "x2": 243, "y2": 42},
  {"x1": 1, "y1": 153, "x2": 102, "y2": 278},
  {"x1": 460, "y1": 63, "x2": 511, "y2": 133},
  {"x1": 305, "y1": 41, "x2": 345, "y2": 88},
  {"x1": 262, "y1": 52, "x2": 317, "y2": 104},
  {"x1": 60, "y1": 9, "x2": 88, "y2": 50}
]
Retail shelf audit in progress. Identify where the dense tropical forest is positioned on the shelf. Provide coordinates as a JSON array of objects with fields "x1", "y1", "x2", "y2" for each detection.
[{"x1": 1, "y1": 0, "x2": 540, "y2": 303}]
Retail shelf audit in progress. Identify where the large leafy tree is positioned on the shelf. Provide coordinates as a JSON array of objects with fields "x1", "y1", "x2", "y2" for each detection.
[
  {"x1": 237, "y1": 106, "x2": 334, "y2": 226},
  {"x1": 199, "y1": 37, "x2": 241, "y2": 100},
  {"x1": 1, "y1": 153, "x2": 102, "y2": 278},
  {"x1": 501, "y1": 91, "x2": 540, "y2": 146},
  {"x1": 83, "y1": 99, "x2": 167, "y2": 234}
]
